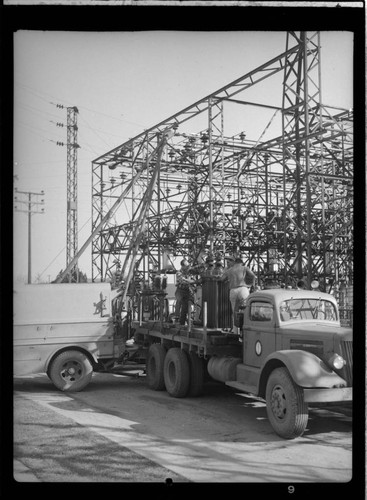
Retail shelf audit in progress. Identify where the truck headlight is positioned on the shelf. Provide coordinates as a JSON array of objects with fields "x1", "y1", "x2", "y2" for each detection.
[{"x1": 328, "y1": 353, "x2": 346, "y2": 370}]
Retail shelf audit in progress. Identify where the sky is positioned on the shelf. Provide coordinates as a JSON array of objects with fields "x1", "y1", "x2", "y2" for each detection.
[{"x1": 13, "y1": 30, "x2": 353, "y2": 283}]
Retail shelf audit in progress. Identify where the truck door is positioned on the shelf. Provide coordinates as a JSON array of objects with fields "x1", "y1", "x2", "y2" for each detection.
[{"x1": 243, "y1": 299, "x2": 276, "y2": 368}]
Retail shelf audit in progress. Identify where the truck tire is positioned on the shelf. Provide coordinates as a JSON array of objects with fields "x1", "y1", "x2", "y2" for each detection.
[
  {"x1": 265, "y1": 367, "x2": 308, "y2": 439},
  {"x1": 164, "y1": 348, "x2": 190, "y2": 398},
  {"x1": 49, "y1": 350, "x2": 93, "y2": 392},
  {"x1": 146, "y1": 343, "x2": 166, "y2": 391},
  {"x1": 188, "y1": 352, "x2": 204, "y2": 397}
]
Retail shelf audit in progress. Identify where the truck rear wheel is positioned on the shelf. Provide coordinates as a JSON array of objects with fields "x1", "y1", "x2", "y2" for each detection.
[
  {"x1": 265, "y1": 367, "x2": 308, "y2": 439},
  {"x1": 187, "y1": 352, "x2": 204, "y2": 397},
  {"x1": 146, "y1": 343, "x2": 166, "y2": 391},
  {"x1": 49, "y1": 350, "x2": 93, "y2": 392},
  {"x1": 164, "y1": 348, "x2": 190, "y2": 398}
]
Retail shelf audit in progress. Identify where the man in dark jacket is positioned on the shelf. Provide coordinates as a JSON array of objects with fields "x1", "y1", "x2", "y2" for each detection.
[{"x1": 175, "y1": 259, "x2": 196, "y2": 325}]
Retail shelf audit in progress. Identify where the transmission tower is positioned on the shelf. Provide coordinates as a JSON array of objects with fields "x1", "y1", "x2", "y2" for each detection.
[{"x1": 66, "y1": 106, "x2": 80, "y2": 282}]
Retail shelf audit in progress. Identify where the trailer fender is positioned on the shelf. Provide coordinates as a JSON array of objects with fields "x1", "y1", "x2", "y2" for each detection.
[
  {"x1": 259, "y1": 350, "x2": 346, "y2": 396},
  {"x1": 46, "y1": 345, "x2": 99, "y2": 374}
]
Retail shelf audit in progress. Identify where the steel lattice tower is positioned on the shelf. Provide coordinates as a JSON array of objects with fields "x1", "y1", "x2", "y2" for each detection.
[
  {"x1": 90, "y1": 32, "x2": 353, "y2": 300},
  {"x1": 66, "y1": 106, "x2": 80, "y2": 282}
]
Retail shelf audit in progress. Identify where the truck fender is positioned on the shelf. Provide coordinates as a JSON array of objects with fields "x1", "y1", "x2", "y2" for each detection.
[{"x1": 259, "y1": 350, "x2": 347, "y2": 394}]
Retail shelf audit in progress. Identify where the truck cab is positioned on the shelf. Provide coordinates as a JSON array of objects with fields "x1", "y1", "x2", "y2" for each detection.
[{"x1": 226, "y1": 289, "x2": 353, "y2": 438}]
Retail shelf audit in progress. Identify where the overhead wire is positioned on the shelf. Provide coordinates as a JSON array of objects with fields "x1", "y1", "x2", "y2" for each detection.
[
  {"x1": 16, "y1": 122, "x2": 54, "y2": 143},
  {"x1": 15, "y1": 79, "x2": 147, "y2": 129},
  {"x1": 38, "y1": 215, "x2": 92, "y2": 279},
  {"x1": 15, "y1": 79, "x2": 150, "y2": 166}
]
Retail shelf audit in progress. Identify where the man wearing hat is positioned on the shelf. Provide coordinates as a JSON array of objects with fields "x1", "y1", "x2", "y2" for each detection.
[{"x1": 221, "y1": 256, "x2": 256, "y2": 334}]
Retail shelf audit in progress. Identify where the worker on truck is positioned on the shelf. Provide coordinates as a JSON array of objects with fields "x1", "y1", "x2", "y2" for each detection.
[
  {"x1": 221, "y1": 256, "x2": 256, "y2": 334},
  {"x1": 174, "y1": 259, "x2": 197, "y2": 325}
]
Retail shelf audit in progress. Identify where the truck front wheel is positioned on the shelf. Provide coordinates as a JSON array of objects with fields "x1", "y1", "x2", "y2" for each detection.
[
  {"x1": 265, "y1": 367, "x2": 308, "y2": 439},
  {"x1": 49, "y1": 350, "x2": 93, "y2": 392},
  {"x1": 146, "y1": 343, "x2": 166, "y2": 390},
  {"x1": 164, "y1": 348, "x2": 190, "y2": 398}
]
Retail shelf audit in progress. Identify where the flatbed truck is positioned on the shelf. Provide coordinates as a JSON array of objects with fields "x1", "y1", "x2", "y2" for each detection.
[
  {"x1": 14, "y1": 282, "x2": 352, "y2": 439},
  {"x1": 131, "y1": 286, "x2": 352, "y2": 438}
]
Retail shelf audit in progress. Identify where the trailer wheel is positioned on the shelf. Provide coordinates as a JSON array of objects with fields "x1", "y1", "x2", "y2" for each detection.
[
  {"x1": 187, "y1": 352, "x2": 204, "y2": 397},
  {"x1": 164, "y1": 348, "x2": 190, "y2": 398},
  {"x1": 49, "y1": 350, "x2": 93, "y2": 392},
  {"x1": 265, "y1": 367, "x2": 308, "y2": 439},
  {"x1": 146, "y1": 343, "x2": 166, "y2": 391}
]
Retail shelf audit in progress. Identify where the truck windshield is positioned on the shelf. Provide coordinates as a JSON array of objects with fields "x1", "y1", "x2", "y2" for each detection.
[{"x1": 279, "y1": 298, "x2": 338, "y2": 322}]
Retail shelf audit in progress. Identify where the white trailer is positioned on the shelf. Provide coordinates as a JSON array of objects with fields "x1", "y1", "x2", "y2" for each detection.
[{"x1": 13, "y1": 282, "x2": 125, "y2": 391}]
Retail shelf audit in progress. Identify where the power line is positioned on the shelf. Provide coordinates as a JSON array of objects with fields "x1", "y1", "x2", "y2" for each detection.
[
  {"x1": 16, "y1": 120, "x2": 61, "y2": 140},
  {"x1": 15, "y1": 79, "x2": 147, "y2": 128},
  {"x1": 15, "y1": 99, "x2": 61, "y2": 120},
  {"x1": 38, "y1": 216, "x2": 92, "y2": 279},
  {"x1": 15, "y1": 80, "x2": 72, "y2": 108},
  {"x1": 16, "y1": 122, "x2": 53, "y2": 143}
]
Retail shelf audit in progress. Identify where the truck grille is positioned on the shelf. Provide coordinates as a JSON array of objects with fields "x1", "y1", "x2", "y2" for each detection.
[
  {"x1": 290, "y1": 339, "x2": 324, "y2": 358},
  {"x1": 340, "y1": 340, "x2": 353, "y2": 386}
]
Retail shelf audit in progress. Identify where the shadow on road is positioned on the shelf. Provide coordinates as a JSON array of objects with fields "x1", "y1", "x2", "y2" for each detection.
[{"x1": 14, "y1": 374, "x2": 352, "y2": 443}]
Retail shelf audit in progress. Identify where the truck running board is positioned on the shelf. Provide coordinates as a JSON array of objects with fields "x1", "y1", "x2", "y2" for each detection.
[{"x1": 225, "y1": 380, "x2": 257, "y2": 396}]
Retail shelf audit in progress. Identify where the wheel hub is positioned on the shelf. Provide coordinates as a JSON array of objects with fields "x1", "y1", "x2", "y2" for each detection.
[
  {"x1": 61, "y1": 361, "x2": 82, "y2": 381},
  {"x1": 271, "y1": 386, "x2": 286, "y2": 419}
]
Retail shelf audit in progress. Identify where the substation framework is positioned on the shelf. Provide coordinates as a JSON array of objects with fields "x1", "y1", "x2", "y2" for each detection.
[{"x1": 91, "y1": 32, "x2": 353, "y2": 300}]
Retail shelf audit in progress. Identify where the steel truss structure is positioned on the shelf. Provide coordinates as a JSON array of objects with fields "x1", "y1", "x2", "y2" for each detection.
[{"x1": 91, "y1": 32, "x2": 353, "y2": 296}]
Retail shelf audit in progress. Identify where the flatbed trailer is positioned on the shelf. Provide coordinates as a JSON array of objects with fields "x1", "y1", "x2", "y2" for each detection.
[{"x1": 133, "y1": 321, "x2": 242, "y2": 357}]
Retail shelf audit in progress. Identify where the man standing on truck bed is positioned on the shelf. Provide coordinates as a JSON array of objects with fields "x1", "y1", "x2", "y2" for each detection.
[
  {"x1": 175, "y1": 259, "x2": 197, "y2": 325},
  {"x1": 221, "y1": 256, "x2": 256, "y2": 334}
]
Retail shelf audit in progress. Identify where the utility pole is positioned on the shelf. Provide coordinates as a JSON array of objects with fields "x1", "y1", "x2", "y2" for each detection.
[{"x1": 14, "y1": 188, "x2": 45, "y2": 284}]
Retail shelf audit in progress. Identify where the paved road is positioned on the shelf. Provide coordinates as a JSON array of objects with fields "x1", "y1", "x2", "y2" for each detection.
[{"x1": 12, "y1": 371, "x2": 353, "y2": 485}]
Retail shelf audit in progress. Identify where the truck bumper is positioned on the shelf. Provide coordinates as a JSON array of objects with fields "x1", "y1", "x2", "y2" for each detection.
[{"x1": 303, "y1": 386, "x2": 352, "y2": 403}]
